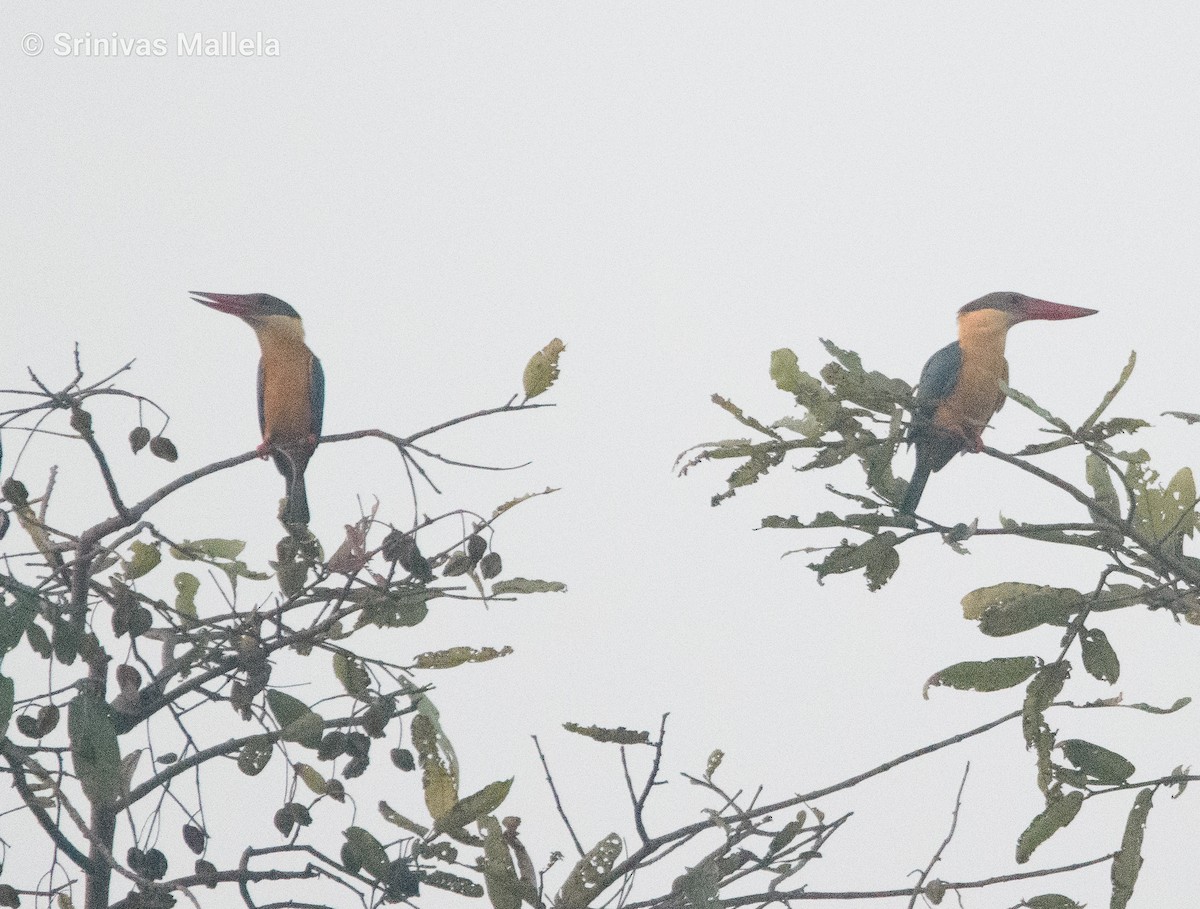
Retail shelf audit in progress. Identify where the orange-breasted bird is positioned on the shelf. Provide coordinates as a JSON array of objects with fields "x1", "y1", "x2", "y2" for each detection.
[
  {"x1": 190, "y1": 292, "x2": 325, "y2": 525},
  {"x1": 899, "y1": 292, "x2": 1097, "y2": 515}
]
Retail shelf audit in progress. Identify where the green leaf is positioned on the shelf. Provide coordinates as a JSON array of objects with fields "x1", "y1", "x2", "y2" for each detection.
[
  {"x1": 52, "y1": 620, "x2": 79, "y2": 665},
  {"x1": 522, "y1": 338, "x2": 565, "y2": 399},
  {"x1": 1059, "y1": 739, "x2": 1135, "y2": 784},
  {"x1": 767, "y1": 820, "x2": 804, "y2": 855},
  {"x1": 1023, "y1": 663, "x2": 1069, "y2": 747},
  {"x1": 923, "y1": 656, "x2": 1042, "y2": 699},
  {"x1": 770, "y1": 348, "x2": 805, "y2": 395},
  {"x1": 1080, "y1": 351, "x2": 1136, "y2": 430},
  {"x1": 332, "y1": 652, "x2": 370, "y2": 697},
  {"x1": 1085, "y1": 453, "x2": 1122, "y2": 520},
  {"x1": 237, "y1": 735, "x2": 273, "y2": 776},
  {"x1": 0, "y1": 674, "x2": 13, "y2": 739},
  {"x1": 174, "y1": 572, "x2": 199, "y2": 624},
  {"x1": 557, "y1": 832, "x2": 623, "y2": 909},
  {"x1": 563, "y1": 722, "x2": 651, "y2": 745},
  {"x1": 343, "y1": 826, "x2": 390, "y2": 881},
  {"x1": 411, "y1": 713, "x2": 458, "y2": 820},
  {"x1": 24, "y1": 621, "x2": 51, "y2": 659},
  {"x1": 414, "y1": 645, "x2": 514, "y2": 670},
  {"x1": 175, "y1": 538, "x2": 247, "y2": 560},
  {"x1": 1015, "y1": 790, "x2": 1084, "y2": 863},
  {"x1": 123, "y1": 541, "x2": 161, "y2": 580},
  {"x1": 479, "y1": 815, "x2": 522, "y2": 909},
  {"x1": 810, "y1": 532, "x2": 900, "y2": 591},
  {"x1": 1125, "y1": 696, "x2": 1190, "y2": 715},
  {"x1": 1110, "y1": 789, "x2": 1153, "y2": 909},
  {"x1": 379, "y1": 800, "x2": 430, "y2": 837},
  {"x1": 819, "y1": 339, "x2": 911, "y2": 411},
  {"x1": 1080, "y1": 627, "x2": 1120, "y2": 683},
  {"x1": 353, "y1": 587, "x2": 436, "y2": 629},
  {"x1": 670, "y1": 856, "x2": 720, "y2": 908},
  {"x1": 1000, "y1": 381, "x2": 1072, "y2": 432},
  {"x1": 1130, "y1": 464, "x2": 1197, "y2": 546},
  {"x1": 1163, "y1": 410, "x2": 1200, "y2": 425},
  {"x1": 436, "y1": 779, "x2": 513, "y2": 834},
  {"x1": 294, "y1": 762, "x2": 328, "y2": 794},
  {"x1": 68, "y1": 691, "x2": 123, "y2": 806},
  {"x1": 266, "y1": 690, "x2": 308, "y2": 728},
  {"x1": 1024, "y1": 895, "x2": 1084, "y2": 909},
  {"x1": 961, "y1": 583, "x2": 1082, "y2": 636},
  {"x1": 490, "y1": 578, "x2": 567, "y2": 595},
  {"x1": 0, "y1": 581, "x2": 39, "y2": 656},
  {"x1": 422, "y1": 870, "x2": 485, "y2": 898},
  {"x1": 266, "y1": 691, "x2": 324, "y2": 748}
]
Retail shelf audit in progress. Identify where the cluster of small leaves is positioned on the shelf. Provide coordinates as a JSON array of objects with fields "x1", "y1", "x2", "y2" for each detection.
[
  {"x1": 128, "y1": 425, "x2": 178, "y2": 462},
  {"x1": 677, "y1": 343, "x2": 1200, "y2": 907},
  {"x1": 0, "y1": 344, "x2": 568, "y2": 908},
  {"x1": 918, "y1": 578, "x2": 1193, "y2": 905},
  {"x1": 683, "y1": 346, "x2": 1200, "y2": 597}
]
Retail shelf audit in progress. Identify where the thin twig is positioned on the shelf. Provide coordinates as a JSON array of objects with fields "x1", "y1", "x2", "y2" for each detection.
[
  {"x1": 906, "y1": 763, "x2": 969, "y2": 909},
  {"x1": 532, "y1": 735, "x2": 585, "y2": 857}
]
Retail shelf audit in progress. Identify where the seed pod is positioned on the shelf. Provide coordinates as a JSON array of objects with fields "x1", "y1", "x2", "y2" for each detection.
[
  {"x1": 289, "y1": 803, "x2": 313, "y2": 827},
  {"x1": 390, "y1": 747, "x2": 415, "y2": 772},
  {"x1": 317, "y1": 731, "x2": 348, "y2": 761},
  {"x1": 466, "y1": 534, "x2": 487, "y2": 564},
  {"x1": 382, "y1": 531, "x2": 434, "y2": 582},
  {"x1": 129, "y1": 605, "x2": 153, "y2": 639},
  {"x1": 342, "y1": 755, "x2": 369, "y2": 779},
  {"x1": 116, "y1": 663, "x2": 142, "y2": 694},
  {"x1": 15, "y1": 714, "x2": 39, "y2": 738},
  {"x1": 149, "y1": 436, "x2": 178, "y2": 462},
  {"x1": 362, "y1": 697, "x2": 394, "y2": 738},
  {"x1": 344, "y1": 731, "x2": 370, "y2": 758},
  {"x1": 69, "y1": 407, "x2": 93, "y2": 435},
  {"x1": 273, "y1": 807, "x2": 295, "y2": 837},
  {"x1": 385, "y1": 859, "x2": 421, "y2": 899},
  {"x1": 380, "y1": 529, "x2": 408, "y2": 562},
  {"x1": 195, "y1": 858, "x2": 218, "y2": 888},
  {"x1": 36, "y1": 704, "x2": 60, "y2": 736},
  {"x1": 480, "y1": 552, "x2": 502, "y2": 580},
  {"x1": 129, "y1": 427, "x2": 151, "y2": 453},
  {"x1": 182, "y1": 823, "x2": 206, "y2": 855},
  {"x1": 442, "y1": 552, "x2": 473, "y2": 577},
  {"x1": 1, "y1": 478, "x2": 29, "y2": 507},
  {"x1": 142, "y1": 848, "x2": 168, "y2": 880}
]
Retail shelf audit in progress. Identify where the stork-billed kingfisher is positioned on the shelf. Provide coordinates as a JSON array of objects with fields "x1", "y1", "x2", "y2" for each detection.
[
  {"x1": 190, "y1": 292, "x2": 325, "y2": 525},
  {"x1": 899, "y1": 292, "x2": 1097, "y2": 515}
]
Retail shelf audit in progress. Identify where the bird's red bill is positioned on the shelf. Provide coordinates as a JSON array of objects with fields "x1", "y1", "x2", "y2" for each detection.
[
  {"x1": 1022, "y1": 298, "x2": 1099, "y2": 321},
  {"x1": 189, "y1": 291, "x2": 252, "y2": 316}
]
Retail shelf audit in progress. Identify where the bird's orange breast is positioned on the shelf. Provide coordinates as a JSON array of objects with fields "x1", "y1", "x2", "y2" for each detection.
[
  {"x1": 933, "y1": 309, "x2": 1011, "y2": 444},
  {"x1": 258, "y1": 333, "x2": 315, "y2": 445},
  {"x1": 932, "y1": 353, "x2": 1008, "y2": 441}
]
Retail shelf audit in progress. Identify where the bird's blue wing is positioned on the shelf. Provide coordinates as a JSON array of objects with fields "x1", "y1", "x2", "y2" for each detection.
[
  {"x1": 310, "y1": 354, "x2": 325, "y2": 438},
  {"x1": 256, "y1": 358, "x2": 266, "y2": 438},
  {"x1": 914, "y1": 341, "x2": 962, "y2": 413}
]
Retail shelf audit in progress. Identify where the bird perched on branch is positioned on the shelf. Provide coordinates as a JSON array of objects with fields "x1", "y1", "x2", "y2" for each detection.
[
  {"x1": 190, "y1": 292, "x2": 325, "y2": 525},
  {"x1": 899, "y1": 292, "x2": 1097, "y2": 515}
]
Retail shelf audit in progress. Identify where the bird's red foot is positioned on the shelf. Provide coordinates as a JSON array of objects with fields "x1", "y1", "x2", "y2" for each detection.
[
  {"x1": 255, "y1": 441, "x2": 272, "y2": 459},
  {"x1": 304, "y1": 433, "x2": 319, "y2": 450},
  {"x1": 968, "y1": 431, "x2": 985, "y2": 453}
]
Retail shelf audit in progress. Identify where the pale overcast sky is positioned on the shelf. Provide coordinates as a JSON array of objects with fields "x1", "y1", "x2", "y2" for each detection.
[{"x1": 4, "y1": 5, "x2": 1200, "y2": 906}]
